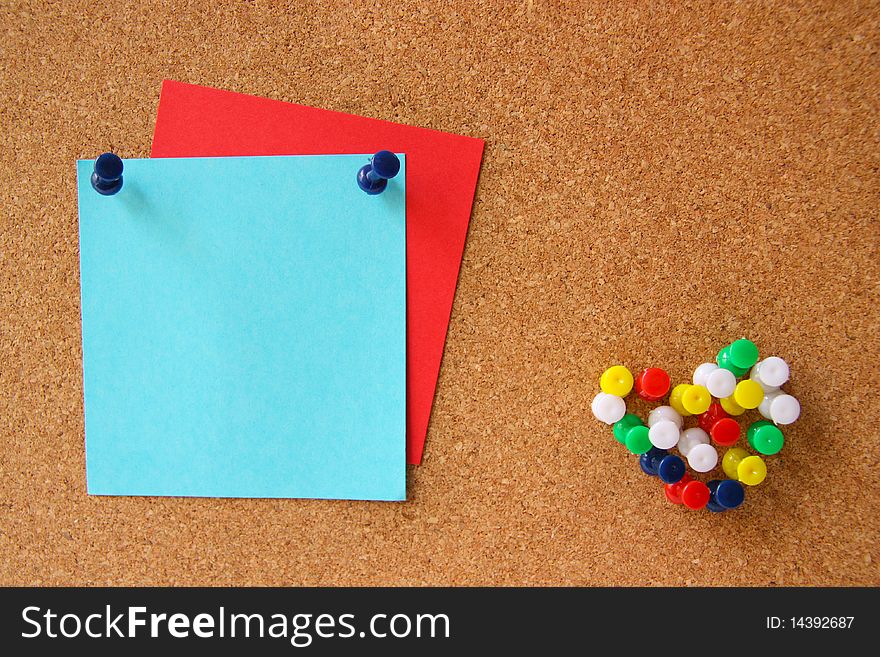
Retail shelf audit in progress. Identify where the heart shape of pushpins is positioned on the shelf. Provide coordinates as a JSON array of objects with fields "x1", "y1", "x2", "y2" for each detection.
[{"x1": 591, "y1": 339, "x2": 800, "y2": 512}]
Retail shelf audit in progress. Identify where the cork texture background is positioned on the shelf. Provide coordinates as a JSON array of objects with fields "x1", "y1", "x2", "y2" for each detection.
[{"x1": 1, "y1": 1, "x2": 878, "y2": 586}]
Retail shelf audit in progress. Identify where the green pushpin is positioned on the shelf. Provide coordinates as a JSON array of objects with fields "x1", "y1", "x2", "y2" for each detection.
[
  {"x1": 747, "y1": 420, "x2": 784, "y2": 455},
  {"x1": 624, "y1": 425, "x2": 652, "y2": 455},
  {"x1": 613, "y1": 413, "x2": 643, "y2": 445},
  {"x1": 729, "y1": 338, "x2": 759, "y2": 370},
  {"x1": 717, "y1": 345, "x2": 749, "y2": 377},
  {"x1": 747, "y1": 420, "x2": 773, "y2": 444}
]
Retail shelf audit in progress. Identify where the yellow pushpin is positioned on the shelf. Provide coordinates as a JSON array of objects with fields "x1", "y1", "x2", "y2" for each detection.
[
  {"x1": 669, "y1": 384, "x2": 693, "y2": 416},
  {"x1": 722, "y1": 447, "x2": 749, "y2": 479},
  {"x1": 737, "y1": 455, "x2": 767, "y2": 486},
  {"x1": 720, "y1": 395, "x2": 745, "y2": 416},
  {"x1": 681, "y1": 384, "x2": 712, "y2": 415},
  {"x1": 733, "y1": 379, "x2": 764, "y2": 410},
  {"x1": 600, "y1": 365, "x2": 634, "y2": 397}
]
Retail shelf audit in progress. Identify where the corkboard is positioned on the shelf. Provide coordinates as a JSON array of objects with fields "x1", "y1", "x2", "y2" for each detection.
[{"x1": 1, "y1": 0, "x2": 878, "y2": 586}]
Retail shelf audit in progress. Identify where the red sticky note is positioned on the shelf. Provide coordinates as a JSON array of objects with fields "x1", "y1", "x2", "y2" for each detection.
[{"x1": 151, "y1": 80, "x2": 484, "y2": 464}]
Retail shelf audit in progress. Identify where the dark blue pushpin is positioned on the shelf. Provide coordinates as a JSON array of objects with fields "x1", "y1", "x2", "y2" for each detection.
[
  {"x1": 715, "y1": 479, "x2": 745, "y2": 510},
  {"x1": 706, "y1": 480, "x2": 727, "y2": 512},
  {"x1": 357, "y1": 150, "x2": 400, "y2": 195},
  {"x1": 639, "y1": 447, "x2": 668, "y2": 477},
  {"x1": 657, "y1": 454, "x2": 686, "y2": 484},
  {"x1": 647, "y1": 447, "x2": 667, "y2": 471},
  {"x1": 91, "y1": 153, "x2": 124, "y2": 196}
]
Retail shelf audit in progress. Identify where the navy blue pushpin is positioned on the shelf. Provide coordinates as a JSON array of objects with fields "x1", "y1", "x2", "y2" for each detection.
[
  {"x1": 706, "y1": 480, "x2": 727, "y2": 513},
  {"x1": 715, "y1": 479, "x2": 745, "y2": 510},
  {"x1": 639, "y1": 453, "x2": 657, "y2": 476},
  {"x1": 639, "y1": 447, "x2": 668, "y2": 477},
  {"x1": 657, "y1": 454, "x2": 686, "y2": 484},
  {"x1": 648, "y1": 447, "x2": 667, "y2": 470},
  {"x1": 357, "y1": 150, "x2": 400, "y2": 195},
  {"x1": 91, "y1": 153, "x2": 124, "y2": 196}
]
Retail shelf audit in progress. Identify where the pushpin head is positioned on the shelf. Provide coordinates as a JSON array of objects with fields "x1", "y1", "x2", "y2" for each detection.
[
  {"x1": 715, "y1": 479, "x2": 745, "y2": 509},
  {"x1": 681, "y1": 480, "x2": 710, "y2": 509},
  {"x1": 710, "y1": 417, "x2": 741, "y2": 447},
  {"x1": 357, "y1": 150, "x2": 400, "y2": 195},
  {"x1": 640, "y1": 447, "x2": 670, "y2": 476},
  {"x1": 600, "y1": 365, "x2": 634, "y2": 397},
  {"x1": 634, "y1": 367, "x2": 670, "y2": 401},
  {"x1": 687, "y1": 442, "x2": 719, "y2": 473},
  {"x1": 737, "y1": 455, "x2": 767, "y2": 486},
  {"x1": 681, "y1": 384, "x2": 712, "y2": 415},
  {"x1": 657, "y1": 454, "x2": 686, "y2": 484},
  {"x1": 707, "y1": 479, "x2": 744, "y2": 511},
  {"x1": 91, "y1": 152, "x2": 123, "y2": 196},
  {"x1": 664, "y1": 474, "x2": 692, "y2": 504},
  {"x1": 591, "y1": 391, "x2": 626, "y2": 425},
  {"x1": 648, "y1": 419, "x2": 680, "y2": 450},
  {"x1": 698, "y1": 401, "x2": 730, "y2": 433},
  {"x1": 722, "y1": 447, "x2": 749, "y2": 479},
  {"x1": 747, "y1": 420, "x2": 784, "y2": 455},
  {"x1": 706, "y1": 481, "x2": 727, "y2": 512},
  {"x1": 728, "y1": 339, "x2": 759, "y2": 370},
  {"x1": 624, "y1": 425, "x2": 652, "y2": 455},
  {"x1": 648, "y1": 405, "x2": 683, "y2": 429},
  {"x1": 716, "y1": 346, "x2": 748, "y2": 377},
  {"x1": 612, "y1": 413, "x2": 643, "y2": 444},
  {"x1": 639, "y1": 453, "x2": 658, "y2": 476}
]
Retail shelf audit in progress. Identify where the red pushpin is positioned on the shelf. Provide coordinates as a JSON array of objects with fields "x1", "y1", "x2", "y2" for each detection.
[
  {"x1": 664, "y1": 474, "x2": 693, "y2": 504},
  {"x1": 634, "y1": 368, "x2": 671, "y2": 401},
  {"x1": 710, "y1": 417, "x2": 741, "y2": 447},
  {"x1": 681, "y1": 480, "x2": 711, "y2": 510},
  {"x1": 698, "y1": 401, "x2": 730, "y2": 433}
]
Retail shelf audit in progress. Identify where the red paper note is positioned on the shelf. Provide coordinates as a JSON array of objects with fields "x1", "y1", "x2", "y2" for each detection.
[{"x1": 151, "y1": 80, "x2": 484, "y2": 464}]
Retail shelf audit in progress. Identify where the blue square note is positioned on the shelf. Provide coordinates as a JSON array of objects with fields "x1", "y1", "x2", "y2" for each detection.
[{"x1": 76, "y1": 154, "x2": 406, "y2": 500}]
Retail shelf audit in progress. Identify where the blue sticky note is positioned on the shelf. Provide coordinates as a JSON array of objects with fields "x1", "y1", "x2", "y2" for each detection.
[{"x1": 76, "y1": 155, "x2": 406, "y2": 500}]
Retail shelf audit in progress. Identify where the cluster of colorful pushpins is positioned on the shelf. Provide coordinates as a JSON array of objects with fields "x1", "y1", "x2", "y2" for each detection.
[{"x1": 591, "y1": 339, "x2": 800, "y2": 512}]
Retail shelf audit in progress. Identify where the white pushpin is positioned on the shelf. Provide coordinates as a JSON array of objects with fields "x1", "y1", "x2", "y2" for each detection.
[
  {"x1": 677, "y1": 427, "x2": 709, "y2": 457},
  {"x1": 750, "y1": 356, "x2": 789, "y2": 391},
  {"x1": 687, "y1": 443, "x2": 719, "y2": 473},
  {"x1": 648, "y1": 405, "x2": 683, "y2": 429},
  {"x1": 749, "y1": 375, "x2": 779, "y2": 394},
  {"x1": 591, "y1": 392, "x2": 626, "y2": 425},
  {"x1": 648, "y1": 420, "x2": 680, "y2": 449},
  {"x1": 706, "y1": 368, "x2": 737, "y2": 399},
  {"x1": 693, "y1": 362, "x2": 719, "y2": 387},
  {"x1": 758, "y1": 390, "x2": 780, "y2": 419},
  {"x1": 770, "y1": 393, "x2": 800, "y2": 425}
]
